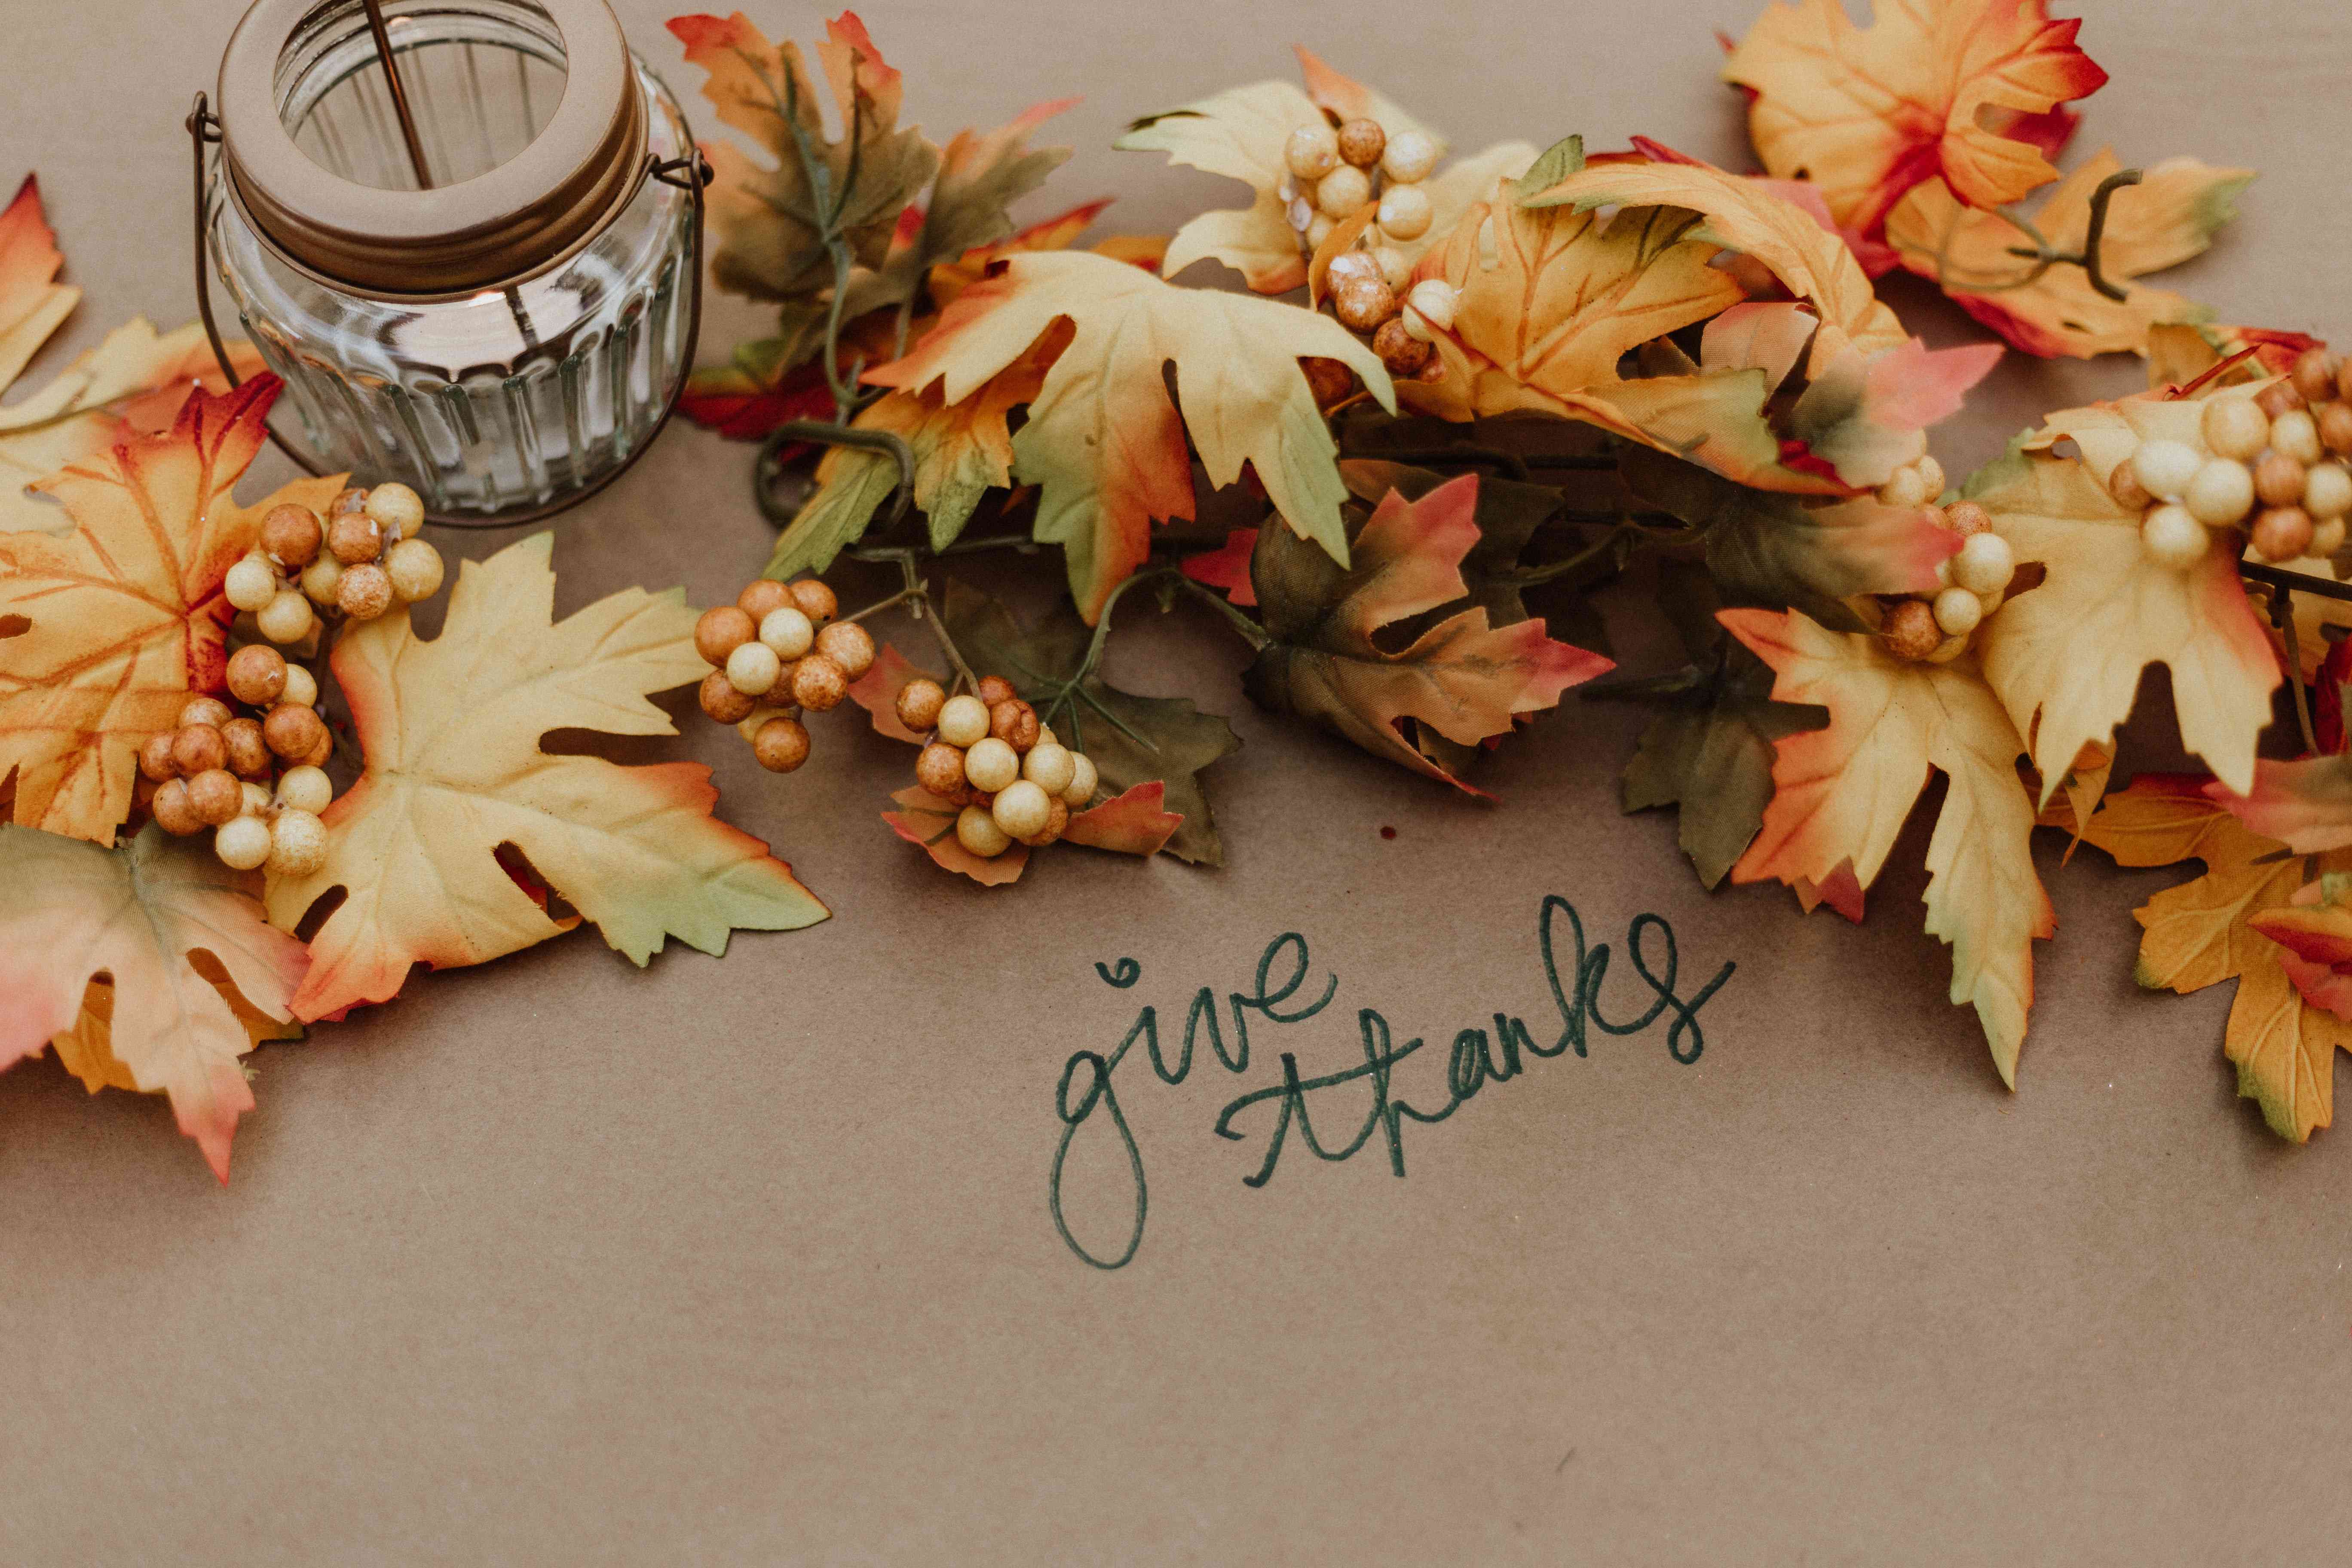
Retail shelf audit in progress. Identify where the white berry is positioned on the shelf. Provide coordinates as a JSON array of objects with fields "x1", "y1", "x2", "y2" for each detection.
[
  {"x1": 2272, "y1": 409, "x2": 2325, "y2": 466},
  {"x1": 1285, "y1": 123, "x2": 1339, "y2": 181},
  {"x1": 1063, "y1": 751, "x2": 1099, "y2": 809},
  {"x1": 300, "y1": 554, "x2": 344, "y2": 606},
  {"x1": 1373, "y1": 245, "x2": 1411, "y2": 288},
  {"x1": 2202, "y1": 396, "x2": 2270, "y2": 461},
  {"x1": 2306, "y1": 462, "x2": 2352, "y2": 521},
  {"x1": 1876, "y1": 467, "x2": 1929, "y2": 509},
  {"x1": 1316, "y1": 164, "x2": 1371, "y2": 219},
  {"x1": 964, "y1": 736, "x2": 1019, "y2": 793},
  {"x1": 1913, "y1": 455, "x2": 1945, "y2": 499},
  {"x1": 724, "y1": 640, "x2": 782, "y2": 697},
  {"x1": 1022, "y1": 741, "x2": 1077, "y2": 797},
  {"x1": 256, "y1": 588, "x2": 315, "y2": 645},
  {"x1": 276, "y1": 764, "x2": 332, "y2": 815},
  {"x1": 214, "y1": 815, "x2": 272, "y2": 870},
  {"x1": 991, "y1": 779, "x2": 1053, "y2": 841},
  {"x1": 267, "y1": 808, "x2": 329, "y2": 876},
  {"x1": 225, "y1": 555, "x2": 279, "y2": 613},
  {"x1": 1375, "y1": 183, "x2": 1432, "y2": 242},
  {"x1": 955, "y1": 804, "x2": 1012, "y2": 858},
  {"x1": 2184, "y1": 458, "x2": 2255, "y2": 526},
  {"x1": 279, "y1": 664, "x2": 318, "y2": 708},
  {"x1": 1951, "y1": 532, "x2": 2014, "y2": 596},
  {"x1": 2140, "y1": 502, "x2": 2206, "y2": 569},
  {"x1": 1381, "y1": 128, "x2": 1440, "y2": 184},
  {"x1": 239, "y1": 781, "x2": 274, "y2": 818},
  {"x1": 363, "y1": 482, "x2": 425, "y2": 534},
  {"x1": 2314, "y1": 518, "x2": 2349, "y2": 557},
  {"x1": 383, "y1": 538, "x2": 444, "y2": 602},
  {"x1": 937, "y1": 694, "x2": 990, "y2": 747},
  {"x1": 1404, "y1": 279, "x2": 1458, "y2": 337},
  {"x1": 2132, "y1": 439, "x2": 2203, "y2": 502},
  {"x1": 1932, "y1": 587, "x2": 1983, "y2": 635}
]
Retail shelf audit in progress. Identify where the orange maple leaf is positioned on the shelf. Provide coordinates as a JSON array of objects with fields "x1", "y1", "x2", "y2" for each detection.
[
  {"x1": 0, "y1": 377, "x2": 341, "y2": 844},
  {"x1": 1722, "y1": 0, "x2": 2108, "y2": 236},
  {"x1": 2076, "y1": 775, "x2": 2352, "y2": 1142},
  {"x1": 1885, "y1": 150, "x2": 2255, "y2": 358},
  {"x1": 1243, "y1": 475, "x2": 1613, "y2": 793}
]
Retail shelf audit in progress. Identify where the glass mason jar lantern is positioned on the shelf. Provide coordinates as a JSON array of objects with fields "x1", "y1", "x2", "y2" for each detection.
[{"x1": 191, "y1": 0, "x2": 707, "y2": 523}]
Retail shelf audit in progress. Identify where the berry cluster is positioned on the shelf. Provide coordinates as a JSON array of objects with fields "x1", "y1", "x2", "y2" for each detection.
[
  {"x1": 138, "y1": 642, "x2": 335, "y2": 874},
  {"x1": 2116, "y1": 346, "x2": 2352, "y2": 570},
  {"x1": 1878, "y1": 470, "x2": 2017, "y2": 664},
  {"x1": 903, "y1": 674, "x2": 1099, "y2": 860},
  {"x1": 692, "y1": 578, "x2": 876, "y2": 772},
  {"x1": 1280, "y1": 112, "x2": 1459, "y2": 383},
  {"x1": 223, "y1": 482, "x2": 447, "y2": 645}
]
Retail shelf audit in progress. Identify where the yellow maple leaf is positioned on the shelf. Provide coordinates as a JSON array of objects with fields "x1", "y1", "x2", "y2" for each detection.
[
  {"x1": 0, "y1": 175, "x2": 264, "y2": 533},
  {"x1": 1723, "y1": 0, "x2": 2109, "y2": 234},
  {"x1": 1723, "y1": 607, "x2": 2054, "y2": 1084},
  {"x1": 0, "y1": 378, "x2": 341, "y2": 845},
  {"x1": 1397, "y1": 184, "x2": 1744, "y2": 423},
  {"x1": 868, "y1": 250, "x2": 1393, "y2": 621},
  {"x1": 0, "y1": 821, "x2": 309, "y2": 1179},
  {"x1": 2075, "y1": 775, "x2": 2352, "y2": 1142},
  {"x1": 1114, "y1": 49, "x2": 1534, "y2": 293},
  {"x1": 1973, "y1": 386, "x2": 2280, "y2": 796},
  {"x1": 1522, "y1": 159, "x2": 1909, "y2": 374},
  {"x1": 265, "y1": 533, "x2": 829, "y2": 1021},
  {"x1": 1885, "y1": 150, "x2": 2255, "y2": 359}
]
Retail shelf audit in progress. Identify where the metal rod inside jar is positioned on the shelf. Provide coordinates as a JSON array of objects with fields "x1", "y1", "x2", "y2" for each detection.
[{"x1": 360, "y1": 0, "x2": 434, "y2": 189}]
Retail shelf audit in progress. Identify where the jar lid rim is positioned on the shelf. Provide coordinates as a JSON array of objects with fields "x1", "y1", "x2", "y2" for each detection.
[{"x1": 217, "y1": 0, "x2": 643, "y2": 294}]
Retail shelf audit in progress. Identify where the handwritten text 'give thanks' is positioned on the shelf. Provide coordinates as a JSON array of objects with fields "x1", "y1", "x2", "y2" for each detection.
[{"x1": 1049, "y1": 896, "x2": 1734, "y2": 1270}]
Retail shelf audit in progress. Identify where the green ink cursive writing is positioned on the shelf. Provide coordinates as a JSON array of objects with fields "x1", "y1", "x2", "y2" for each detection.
[{"x1": 1049, "y1": 896, "x2": 1733, "y2": 1269}]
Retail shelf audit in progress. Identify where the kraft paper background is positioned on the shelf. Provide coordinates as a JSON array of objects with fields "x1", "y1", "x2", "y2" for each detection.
[{"x1": 6, "y1": 1, "x2": 2351, "y2": 1561}]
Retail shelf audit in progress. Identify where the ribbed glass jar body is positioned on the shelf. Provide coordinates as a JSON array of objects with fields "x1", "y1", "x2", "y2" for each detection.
[{"x1": 208, "y1": 0, "x2": 695, "y2": 515}]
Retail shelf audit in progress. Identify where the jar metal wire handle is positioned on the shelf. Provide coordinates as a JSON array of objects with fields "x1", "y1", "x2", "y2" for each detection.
[{"x1": 184, "y1": 92, "x2": 712, "y2": 531}]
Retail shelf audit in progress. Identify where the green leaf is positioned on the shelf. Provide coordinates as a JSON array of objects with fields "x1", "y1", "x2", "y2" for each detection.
[
  {"x1": 763, "y1": 450, "x2": 899, "y2": 580},
  {"x1": 1615, "y1": 643, "x2": 1827, "y2": 888},
  {"x1": 1511, "y1": 134, "x2": 1586, "y2": 205},
  {"x1": 944, "y1": 581, "x2": 1240, "y2": 865}
]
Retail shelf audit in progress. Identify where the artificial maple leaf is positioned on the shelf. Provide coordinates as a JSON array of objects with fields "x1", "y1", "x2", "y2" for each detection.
[
  {"x1": 1617, "y1": 645, "x2": 1830, "y2": 890},
  {"x1": 1521, "y1": 157, "x2": 1909, "y2": 373},
  {"x1": 867, "y1": 250, "x2": 1392, "y2": 620},
  {"x1": 1439, "y1": 154, "x2": 1981, "y2": 494},
  {"x1": 1242, "y1": 475, "x2": 1612, "y2": 794},
  {"x1": 2212, "y1": 754, "x2": 2352, "y2": 857},
  {"x1": 2144, "y1": 323, "x2": 2319, "y2": 393},
  {"x1": 1885, "y1": 150, "x2": 2255, "y2": 359},
  {"x1": 1621, "y1": 444, "x2": 1956, "y2": 630},
  {"x1": 0, "y1": 377, "x2": 342, "y2": 844},
  {"x1": 941, "y1": 581, "x2": 1240, "y2": 865},
  {"x1": 264, "y1": 533, "x2": 827, "y2": 1020},
  {"x1": 1115, "y1": 49, "x2": 1534, "y2": 293},
  {"x1": 1336, "y1": 458, "x2": 1614, "y2": 636},
  {"x1": 766, "y1": 318, "x2": 1072, "y2": 578},
  {"x1": 0, "y1": 176, "x2": 265, "y2": 532},
  {"x1": 1972, "y1": 388, "x2": 2280, "y2": 796},
  {"x1": 2246, "y1": 873, "x2": 2352, "y2": 1023},
  {"x1": 0, "y1": 822, "x2": 309, "y2": 1179},
  {"x1": 1396, "y1": 168, "x2": 1746, "y2": 423},
  {"x1": 2074, "y1": 775, "x2": 2352, "y2": 1141},
  {"x1": 1722, "y1": 0, "x2": 2108, "y2": 235},
  {"x1": 1724, "y1": 607, "x2": 2054, "y2": 1084},
  {"x1": 760, "y1": 215, "x2": 1171, "y2": 573},
  {"x1": 1180, "y1": 527, "x2": 1259, "y2": 608},
  {"x1": 668, "y1": 12, "x2": 940, "y2": 307},
  {"x1": 0, "y1": 175, "x2": 75, "y2": 399},
  {"x1": 883, "y1": 786, "x2": 1028, "y2": 885}
]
